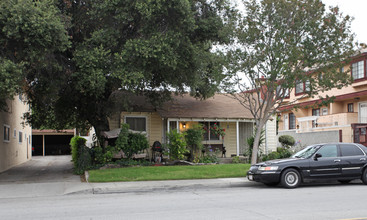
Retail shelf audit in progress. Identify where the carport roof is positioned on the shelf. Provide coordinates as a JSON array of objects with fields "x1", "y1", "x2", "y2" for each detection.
[{"x1": 32, "y1": 129, "x2": 75, "y2": 135}]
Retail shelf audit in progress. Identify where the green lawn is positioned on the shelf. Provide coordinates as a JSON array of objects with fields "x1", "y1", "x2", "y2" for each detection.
[{"x1": 88, "y1": 164, "x2": 251, "y2": 182}]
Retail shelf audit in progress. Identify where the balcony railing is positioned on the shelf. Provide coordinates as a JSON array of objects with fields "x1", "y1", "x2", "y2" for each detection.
[{"x1": 297, "y1": 112, "x2": 358, "y2": 132}]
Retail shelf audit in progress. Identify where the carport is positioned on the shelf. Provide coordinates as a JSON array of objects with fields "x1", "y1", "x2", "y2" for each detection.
[{"x1": 32, "y1": 129, "x2": 75, "y2": 156}]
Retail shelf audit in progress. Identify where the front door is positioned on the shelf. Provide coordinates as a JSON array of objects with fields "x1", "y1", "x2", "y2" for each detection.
[
  {"x1": 309, "y1": 144, "x2": 341, "y2": 177},
  {"x1": 359, "y1": 102, "x2": 367, "y2": 123}
]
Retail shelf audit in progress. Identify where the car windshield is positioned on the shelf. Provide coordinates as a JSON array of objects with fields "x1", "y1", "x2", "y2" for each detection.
[{"x1": 291, "y1": 145, "x2": 320, "y2": 159}]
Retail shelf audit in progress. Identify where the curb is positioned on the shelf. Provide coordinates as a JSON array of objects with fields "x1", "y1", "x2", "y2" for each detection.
[{"x1": 68, "y1": 178, "x2": 248, "y2": 195}]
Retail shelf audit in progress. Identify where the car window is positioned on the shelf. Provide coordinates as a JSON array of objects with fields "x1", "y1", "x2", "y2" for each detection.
[
  {"x1": 340, "y1": 144, "x2": 365, "y2": 156},
  {"x1": 316, "y1": 144, "x2": 338, "y2": 158},
  {"x1": 291, "y1": 145, "x2": 320, "y2": 159}
]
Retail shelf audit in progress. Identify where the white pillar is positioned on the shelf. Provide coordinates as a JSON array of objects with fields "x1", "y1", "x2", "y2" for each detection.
[
  {"x1": 42, "y1": 134, "x2": 45, "y2": 157},
  {"x1": 236, "y1": 121, "x2": 239, "y2": 156},
  {"x1": 167, "y1": 119, "x2": 170, "y2": 133}
]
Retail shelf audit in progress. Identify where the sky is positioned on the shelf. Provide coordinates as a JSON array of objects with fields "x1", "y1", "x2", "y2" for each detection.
[
  {"x1": 235, "y1": 0, "x2": 367, "y2": 45},
  {"x1": 322, "y1": 0, "x2": 367, "y2": 44}
]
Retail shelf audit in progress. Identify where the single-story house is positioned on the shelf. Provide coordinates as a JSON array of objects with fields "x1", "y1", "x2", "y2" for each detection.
[{"x1": 107, "y1": 93, "x2": 277, "y2": 157}]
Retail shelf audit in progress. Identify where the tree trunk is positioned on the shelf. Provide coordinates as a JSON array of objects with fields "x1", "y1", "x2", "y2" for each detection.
[{"x1": 251, "y1": 119, "x2": 266, "y2": 165}]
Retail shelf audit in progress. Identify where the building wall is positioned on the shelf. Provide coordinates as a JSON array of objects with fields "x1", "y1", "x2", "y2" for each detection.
[
  {"x1": 265, "y1": 118, "x2": 277, "y2": 153},
  {"x1": 0, "y1": 97, "x2": 32, "y2": 173},
  {"x1": 278, "y1": 130, "x2": 340, "y2": 147},
  {"x1": 119, "y1": 112, "x2": 163, "y2": 146}
]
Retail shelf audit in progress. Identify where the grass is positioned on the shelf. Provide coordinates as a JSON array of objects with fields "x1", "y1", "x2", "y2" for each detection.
[{"x1": 88, "y1": 164, "x2": 251, "y2": 182}]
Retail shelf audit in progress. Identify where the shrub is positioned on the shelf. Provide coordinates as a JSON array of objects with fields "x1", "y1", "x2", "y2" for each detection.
[
  {"x1": 115, "y1": 123, "x2": 149, "y2": 159},
  {"x1": 232, "y1": 156, "x2": 240, "y2": 164},
  {"x1": 167, "y1": 129, "x2": 188, "y2": 160},
  {"x1": 199, "y1": 151, "x2": 219, "y2": 163},
  {"x1": 125, "y1": 132, "x2": 149, "y2": 158},
  {"x1": 115, "y1": 123, "x2": 129, "y2": 152},
  {"x1": 70, "y1": 136, "x2": 86, "y2": 163},
  {"x1": 93, "y1": 146, "x2": 115, "y2": 165},
  {"x1": 70, "y1": 136, "x2": 92, "y2": 174},
  {"x1": 261, "y1": 147, "x2": 292, "y2": 162},
  {"x1": 246, "y1": 129, "x2": 265, "y2": 163},
  {"x1": 185, "y1": 124, "x2": 204, "y2": 160},
  {"x1": 75, "y1": 145, "x2": 92, "y2": 175},
  {"x1": 278, "y1": 135, "x2": 295, "y2": 148}
]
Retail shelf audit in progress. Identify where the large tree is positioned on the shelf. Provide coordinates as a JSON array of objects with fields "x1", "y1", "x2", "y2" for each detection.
[
  {"x1": 0, "y1": 0, "x2": 69, "y2": 111},
  {"x1": 15, "y1": 1, "x2": 238, "y2": 139},
  {"x1": 225, "y1": 0, "x2": 356, "y2": 164}
]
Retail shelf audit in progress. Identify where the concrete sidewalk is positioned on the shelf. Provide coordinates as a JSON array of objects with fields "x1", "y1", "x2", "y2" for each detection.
[{"x1": 0, "y1": 177, "x2": 248, "y2": 199}]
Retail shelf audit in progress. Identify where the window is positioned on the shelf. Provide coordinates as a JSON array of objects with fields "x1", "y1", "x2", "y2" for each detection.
[
  {"x1": 295, "y1": 80, "x2": 310, "y2": 95},
  {"x1": 295, "y1": 80, "x2": 303, "y2": 94},
  {"x1": 3, "y1": 125, "x2": 10, "y2": 142},
  {"x1": 13, "y1": 129, "x2": 16, "y2": 138},
  {"x1": 348, "y1": 103, "x2": 354, "y2": 112},
  {"x1": 305, "y1": 80, "x2": 310, "y2": 92},
  {"x1": 200, "y1": 122, "x2": 220, "y2": 141},
  {"x1": 19, "y1": 131, "x2": 23, "y2": 143},
  {"x1": 276, "y1": 86, "x2": 290, "y2": 98},
  {"x1": 312, "y1": 108, "x2": 320, "y2": 116},
  {"x1": 125, "y1": 117, "x2": 146, "y2": 132},
  {"x1": 340, "y1": 144, "x2": 364, "y2": 156},
  {"x1": 289, "y1": 113, "x2": 296, "y2": 130},
  {"x1": 317, "y1": 144, "x2": 338, "y2": 157},
  {"x1": 352, "y1": 60, "x2": 365, "y2": 80},
  {"x1": 321, "y1": 108, "x2": 328, "y2": 116},
  {"x1": 169, "y1": 121, "x2": 177, "y2": 131}
]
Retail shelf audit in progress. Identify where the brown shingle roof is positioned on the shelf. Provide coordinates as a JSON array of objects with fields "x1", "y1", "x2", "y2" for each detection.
[{"x1": 157, "y1": 93, "x2": 253, "y2": 119}]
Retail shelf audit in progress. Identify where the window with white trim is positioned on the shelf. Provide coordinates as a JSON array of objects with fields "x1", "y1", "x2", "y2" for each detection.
[
  {"x1": 125, "y1": 117, "x2": 146, "y2": 132},
  {"x1": 3, "y1": 125, "x2": 10, "y2": 142},
  {"x1": 199, "y1": 122, "x2": 221, "y2": 141}
]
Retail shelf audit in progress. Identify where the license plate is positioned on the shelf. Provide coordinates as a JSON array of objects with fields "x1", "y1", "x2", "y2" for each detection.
[{"x1": 248, "y1": 174, "x2": 253, "y2": 181}]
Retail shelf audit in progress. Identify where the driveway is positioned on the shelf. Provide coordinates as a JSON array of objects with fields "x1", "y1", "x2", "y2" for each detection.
[
  {"x1": 0, "y1": 156, "x2": 87, "y2": 198},
  {"x1": 0, "y1": 156, "x2": 79, "y2": 184}
]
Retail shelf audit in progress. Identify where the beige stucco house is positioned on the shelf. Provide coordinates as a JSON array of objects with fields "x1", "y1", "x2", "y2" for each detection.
[
  {"x1": 278, "y1": 49, "x2": 367, "y2": 147},
  {"x1": 0, "y1": 95, "x2": 32, "y2": 172},
  {"x1": 108, "y1": 93, "x2": 277, "y2": 157}
]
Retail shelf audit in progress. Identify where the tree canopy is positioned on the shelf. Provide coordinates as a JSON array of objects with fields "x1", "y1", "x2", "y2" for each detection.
[
  {"x1": 0, "y1": 0, "x2": 69, "y2": 111},
  {"x1": 0, "y1": 0, "x2": 238, "y2": 137},
  {"x1": 225, "y1": 0, "x2": 356, "y2": 164}
]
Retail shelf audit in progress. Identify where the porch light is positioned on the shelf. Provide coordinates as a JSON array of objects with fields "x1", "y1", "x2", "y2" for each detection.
[{"x1": 182, "y1": 123, "x2": 186, "y2": 128}]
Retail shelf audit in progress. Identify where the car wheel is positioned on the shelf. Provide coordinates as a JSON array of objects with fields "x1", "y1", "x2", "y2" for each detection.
[
  {"x1": 338, "y1": 180, "x2": 351, "y2": 184},
  {"x1": 362, "y1": 168, "x2": 367, "y2": 185},
  {"x1": 281, "y1": 168, "x2": 301, "y2": 189}
]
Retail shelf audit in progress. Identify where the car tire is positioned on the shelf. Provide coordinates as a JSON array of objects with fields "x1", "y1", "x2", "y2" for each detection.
[
  {"x1": 362, "y1": 168, "x2": 367, "y2": 185},
  {"x1": 338, "y1": 180, "x2": 351, "y2": 184},
  {"x1": 281, "y1": 168, "x2": 301, "y2": 189}
]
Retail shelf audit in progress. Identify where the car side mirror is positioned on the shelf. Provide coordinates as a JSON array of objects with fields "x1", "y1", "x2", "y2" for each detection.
[{"x1": 314, "y1": 153, "x2": 322, "y2": 160}]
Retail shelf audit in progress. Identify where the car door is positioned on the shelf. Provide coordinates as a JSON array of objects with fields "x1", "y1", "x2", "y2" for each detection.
[
  {"x1": 339, "y1": 143, "x2": 367, "y2": 178},
  {"x1": 309, "y1": 144, "x2": 341, "y2": 178}
]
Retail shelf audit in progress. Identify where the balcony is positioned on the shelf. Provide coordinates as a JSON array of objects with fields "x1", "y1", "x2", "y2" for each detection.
[{"x1": 297, "y1": 112, "x2": 358, "y2": 132}]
